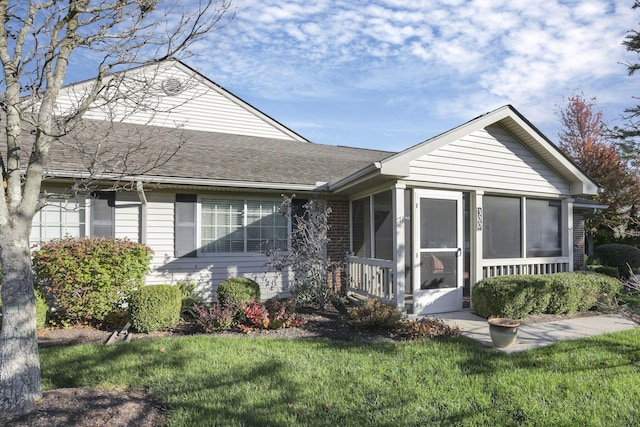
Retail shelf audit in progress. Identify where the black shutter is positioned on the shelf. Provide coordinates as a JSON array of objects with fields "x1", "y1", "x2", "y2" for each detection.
[
  {"x1": 91, "y1": 192, "x2": 115, "y2": 238},
  {"x1": 175, "y1": 194, "x2": 197, "y2": 257}
]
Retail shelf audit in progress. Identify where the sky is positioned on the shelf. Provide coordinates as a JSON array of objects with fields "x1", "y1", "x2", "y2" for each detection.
[{"x1": 84, "y1": 1, "x2": 640, "y2": 153}]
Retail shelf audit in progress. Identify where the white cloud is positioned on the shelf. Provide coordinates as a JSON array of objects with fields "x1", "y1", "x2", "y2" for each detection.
[{"x1": 190, "y1": 0, "x2": 640, "y2": 148}]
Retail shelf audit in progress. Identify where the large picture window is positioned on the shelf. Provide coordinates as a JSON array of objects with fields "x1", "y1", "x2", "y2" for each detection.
[
  {"x1": 483, "y1": 196, "x2": 562, "y2": 259},
  {"x1": 200, "y1": 198, "x2": 287, "y2": 254}
]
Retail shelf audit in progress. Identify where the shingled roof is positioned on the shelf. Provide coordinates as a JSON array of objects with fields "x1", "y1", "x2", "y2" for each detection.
[{"x1": 45, "y1": 119, "x2": 395, "y2": 188}]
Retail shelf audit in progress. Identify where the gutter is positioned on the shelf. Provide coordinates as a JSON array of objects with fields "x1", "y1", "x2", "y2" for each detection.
[
  {"x1": 136, "y1": 181, "x2": 147, "y2": 244},
  {"x1": 44, "y1": 171, "x2": 323, "y2": 192}
]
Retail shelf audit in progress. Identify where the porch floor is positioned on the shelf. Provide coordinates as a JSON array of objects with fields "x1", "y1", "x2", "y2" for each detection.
[{"x1": 429, "y1": 310, "x2": 638, "y2": 353}]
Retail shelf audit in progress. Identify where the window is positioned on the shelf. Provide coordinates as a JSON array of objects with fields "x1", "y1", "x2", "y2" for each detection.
[
  {"x1": 526, "y1": 199, "x2": 561, "y2": 257},
  {"x1": 90, "y1": 192, "x2": 115, "y2": 238},
  {"x1": 483, "y1": 196, "x2": 562, "y2": 259},
  {"x1": 351, "y1": 190, "x2": 393, "y2": 261},
  {"x1": 30, "y1": 199, "x2": 85, "y2": 244},
  {"x1": 200, "y1": 198, "x2": 287, "y2": 254}
]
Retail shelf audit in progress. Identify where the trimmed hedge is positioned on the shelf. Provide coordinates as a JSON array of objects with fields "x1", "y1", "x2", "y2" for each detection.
[
  {"x1": 216, "y1": 277, "x2": 261, "y2": 320},
  {"x1": 129, "y1": 285, "x2": 182, "y2": 333},
  {"x1": 593, "y1": 244, "x2": 640, "y2": 279},
  {"x1": 33, "y1": 237, "x2": 153, "y2": 324},
  {"x1": 472, "y1": 272, "x2": 623, "y2": 319}
]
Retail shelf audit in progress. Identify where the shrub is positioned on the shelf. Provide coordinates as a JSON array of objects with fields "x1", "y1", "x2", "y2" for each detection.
[
  {"x1": 216, "y1": 277, "x2": 261, "y2": 321},
  {"x1": 242, "y1": 298, "x2": 307, "y2": 330},
  {"x1": 400, "y1": 318, "x2": 461, "y2": 340},
  {"x1": 33, "y1": 237, "x2": 152, "y2": 325},
  {"x1": 472, "y1": 273, "x2": 623, "y2": 318},
  {"x1": 0, "y1": 287, "x2": 48, "y2": 331},
  {"x1": 129, "y1": 285, "x2": 182, "y2": 333},
  {"x1": 350, "y1": 298, "x2": 404, "y2": 330},
  {"x1": 594, "y1": 244, "x2": 640, "y2": 279},
  {"x1": 35, "y1": 289, "x2": 48, "y2": 330},
  {"x1": 192, "y1": 302, "x2": 235, "y2": 332},
  {"x1": 177, "y1": 279, "x2": 204, "y2": 318}
]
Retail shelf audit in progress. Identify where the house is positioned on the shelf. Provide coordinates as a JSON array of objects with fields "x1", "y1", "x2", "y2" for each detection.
[{"x1": 31, "y1": 59, "x2": 600, "y2": 314}]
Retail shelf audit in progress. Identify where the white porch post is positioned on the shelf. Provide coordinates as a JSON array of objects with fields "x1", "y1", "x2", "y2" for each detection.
[
  {"x1": 393, "y1": 183, "x2": 406, "y2": 310},
  {"x1": 564, "y1": 198, "x2": 574, "y2": 272},
  {"x1": 473, "y1": 191, "x2": 484, "y2": 288}
]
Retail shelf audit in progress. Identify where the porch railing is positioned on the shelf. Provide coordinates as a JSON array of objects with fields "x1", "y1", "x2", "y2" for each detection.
[
  {"x1": 347, "y1": 256, "x2": 394, "y2": 301},
  {"x1": 482, "y1": 257, "x2": 570, "y2": 279}
]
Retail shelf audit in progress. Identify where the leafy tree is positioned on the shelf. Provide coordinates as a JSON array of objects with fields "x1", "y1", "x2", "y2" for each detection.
[
  {"x1": 0, "y1": 0, "x2": 234, "y2": 418},
  {"x1": 557, "y1": 93, "x2": 639, "y2": 247},
  {"x1": 612, "y1": 0, "x2": 640, "y2": 146}
]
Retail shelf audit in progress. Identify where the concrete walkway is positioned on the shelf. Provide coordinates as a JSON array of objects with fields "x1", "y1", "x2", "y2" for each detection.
[{"x1": 434, "y1": 310, "x2": 639, "y2": 353}]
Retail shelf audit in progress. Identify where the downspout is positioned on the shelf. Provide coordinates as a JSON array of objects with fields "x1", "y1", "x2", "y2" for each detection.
[{"x1": 136, "y1": 181, "x2": 147, "y2": 245}]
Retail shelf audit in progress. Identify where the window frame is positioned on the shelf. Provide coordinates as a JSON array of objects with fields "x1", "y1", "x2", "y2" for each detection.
[
  {"x1": 197, "y1": 196, "x2": 290, "y2": 256},
  {"x1": 350, "y1": 190, "x2": 394, "y2": 261},
  {"x1": 482, "y1": 195, "x2": 564, "y2": 260}
]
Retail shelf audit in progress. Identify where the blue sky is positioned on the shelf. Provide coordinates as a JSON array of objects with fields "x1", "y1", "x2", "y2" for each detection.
[{"x1": 85, "y1": 1, "x2": 640, "y2": 152}]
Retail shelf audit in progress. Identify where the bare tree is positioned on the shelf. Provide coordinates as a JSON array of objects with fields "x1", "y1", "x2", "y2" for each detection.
[{"x1": 0, "y1": 0, "x2": 234, "y2": 418}]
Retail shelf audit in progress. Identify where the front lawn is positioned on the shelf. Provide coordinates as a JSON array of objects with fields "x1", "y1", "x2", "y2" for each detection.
[{"x1": 41, "y1": 330, "x2": 640, "y2": 426}]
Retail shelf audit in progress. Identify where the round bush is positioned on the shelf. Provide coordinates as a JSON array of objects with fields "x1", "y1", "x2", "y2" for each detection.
[
  {"x1": 594, "y1": 244, "x2": 640, "y2": 279},
  {"x1": 129, "y1": 285, "x2": 182, "y2": 333},
  {"x1": 217, "y1": 277, "x2": 261, "y2": 305},
  {"x1": 33, "y1": 237, "x2": 153, "y2": 325}
]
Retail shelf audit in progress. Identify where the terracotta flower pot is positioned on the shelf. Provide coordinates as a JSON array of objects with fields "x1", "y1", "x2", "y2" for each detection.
[{"x1": 487, "y1": 317, "x2": 520, "y2": 348}]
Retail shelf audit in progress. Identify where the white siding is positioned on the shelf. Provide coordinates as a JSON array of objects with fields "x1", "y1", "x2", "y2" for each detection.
[
  {"x1": 144, "y1": 192, "x2": 289, "y2": 302},
  {"x1": 114, "y1": 194, "x2": 141, "y2": 242},
  {"x1": 408, "y1": 125, "x2": 571, "y2": 195},
  {"x1": 55, "y1": 63, "x2": 297, "y2": 140}
]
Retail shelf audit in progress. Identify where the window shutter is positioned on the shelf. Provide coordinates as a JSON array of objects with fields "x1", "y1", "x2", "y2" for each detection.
[
  {"x1": 91, "y1": 192, "x2": 115, "y2": 238},
  {"x1": 175, "y1": 194, "x2": 197, "y2": 257}
]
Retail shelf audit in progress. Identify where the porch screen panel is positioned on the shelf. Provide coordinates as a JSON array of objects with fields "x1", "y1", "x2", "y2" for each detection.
[
  {"x1": 246, "y1": 200, "x2": 288, "y2": 252},
  {"x1": 483, "y1": 196, "x2": 521, "y2": 259},
  {"x1": 351, "y1": 197, "x2": 371, "y2": 258},
  {"x1": 374, "y1": 191, "x2": 393, "y2": 260},
  {"x1": 526, "y1": 199, "x2": 561, "y2": 257},
  {"x1": 201, "y1": 199, "x2": 244, "y2": 253}
]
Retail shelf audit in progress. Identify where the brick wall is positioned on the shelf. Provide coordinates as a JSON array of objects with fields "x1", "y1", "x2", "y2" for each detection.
[
  {"x1": 327, "y1": 199, "x2": 350, "y2": 293},
  {"x1": 573, "y1": 211, "x2": 585, "y2": 270}
]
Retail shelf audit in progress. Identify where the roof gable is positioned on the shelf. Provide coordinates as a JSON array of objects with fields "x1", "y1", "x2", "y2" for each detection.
[
  {"x1": 377, "y1": 105, "x2": 599, "y2": 196},
  {"x1": 54, "y1": 59, "x2": 307, "y2": 142}
]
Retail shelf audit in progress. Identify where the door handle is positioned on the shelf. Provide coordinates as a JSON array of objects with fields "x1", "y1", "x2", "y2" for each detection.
[{"x1": 456, "y1": 248, "x2": 461, "y2": 257}]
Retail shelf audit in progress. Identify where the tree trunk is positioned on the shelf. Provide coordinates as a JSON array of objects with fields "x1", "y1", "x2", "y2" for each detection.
[{"x1": 0, "y1": 229, "x2": 42, "y2": 418}]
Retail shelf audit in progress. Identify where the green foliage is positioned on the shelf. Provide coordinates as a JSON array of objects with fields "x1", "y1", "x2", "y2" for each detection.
[
  {"x1": 177, "y1": 279, "x2": 204, "y2": 318},
  {"x1": 35, "y1": 290, "x2": 48, "y2": 331},
  {"x1": 593, "y1": 244, "x2": 640, "y2": 278},
  {"x1": 0, "y1": 286, "x2": 48, "y2": 331},
  {"x1": 349, "y1": 298, "x2": 404, "y2": 330},
  {"x1": 216, "y1": 277, "x2": 261, "y2": 321},
  {"x1": 587, "y1": 264, "x2": 620, "y2": 278},
  {"x1": 129, "y1": 285, "x2": 182, "y2": 333},
  {"x1": 472, "y1": 272, "x2": 623, "y2": 319},
  {"x1": 33, "y1": 237, "x2": 153, "y2": 325},
  {"x1": 192, "y1": 302, "x2": 235, "y2": 332}
]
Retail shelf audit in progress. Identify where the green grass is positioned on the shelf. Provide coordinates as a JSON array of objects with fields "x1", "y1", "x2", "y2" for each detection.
[{"x1": 40, "y1": 331, "x2": 640, "y2": 426}]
